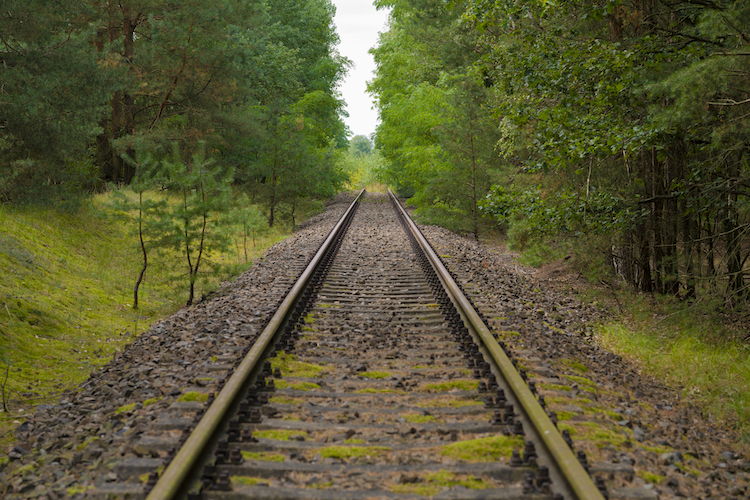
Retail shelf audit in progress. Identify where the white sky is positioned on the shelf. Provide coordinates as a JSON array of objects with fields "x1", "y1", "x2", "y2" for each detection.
[{"x1": 332, "y1": 0, "x2": 390, "y2": 139}]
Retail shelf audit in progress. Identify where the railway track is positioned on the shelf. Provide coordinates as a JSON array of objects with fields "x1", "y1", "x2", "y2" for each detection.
[
  {"x1": 6, "y1": 191, "x2": 745, "y2": 500},
  {"x1": 100, "y1": 191, "x2": 627, "y2": 499}
]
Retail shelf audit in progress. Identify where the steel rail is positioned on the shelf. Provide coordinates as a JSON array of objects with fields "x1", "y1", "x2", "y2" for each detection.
[
  {"x1": 145, "y1": 189, "x2": 365, "y2": 500},
  {"x1": 388, "y1": 189, "x2": 604, "y2": 500}
]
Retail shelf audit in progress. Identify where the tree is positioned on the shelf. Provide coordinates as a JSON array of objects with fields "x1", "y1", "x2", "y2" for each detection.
[
  {"x1": 157, "y1": 143, "x2": 235, "y2": 306},
  {"x1": 110, "y1": 150, "x2": 167, "y2": 309},
  {"x1": 0, "y1": 0, "x2": 115, "y2": 202}
]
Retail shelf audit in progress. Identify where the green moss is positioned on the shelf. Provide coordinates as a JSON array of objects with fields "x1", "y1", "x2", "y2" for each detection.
[
  {"x1": 390, "y1": 471, "x2": 491, "y2": 496},
  {"x1": 359, "y1": 370, "x2": 391, "y2": 379},
  {"x1": 274, "y1": 380, "x2": 322, "y2": 391},
  {"x1": 555, "y1": 410, "x2": 576, "y2": 421},
  {"x1": 270, "y1": 352, "x2": 326, "y2": 378},
  {"x1": 440, "y1": 435, "x2": 525, "y2": 462},
  {"x1": 539, "y1": 383, "x2": 572, "y2": 392},
  {"x1": 567, "y1": 375, "x2": 599, "y2": 390},
  {"x1": 420, "y1": 379, "x2": 478, "y2": 393},
  {"x1": 675, "y1": 463, "x2": 701, "y2": 477},
  {"x1": 254, "y1": 429, "x2": 306, "y2": 441},
  {"x1": 115, "y1": 403, "x2": 136, "y2": 414},
  {"x1": 67, "y1": 485, "x2": 89, "y2": 495},
  {"x1": 269, "y1": 395, "x2": 304, "y2": 405},
  {"x1": 143, "y1": 397, "x2": 161, "y2": 406},
  {"x1": 495, "y1": 331, "x2": 521, "y2": 338},
  {"x1": 316, "y1": 445, "x2": 390, "y2": 460},
  {"x1": 402, "y1": 414, "x2": 437, "y2": 423},
  {"x1": 636, "y1": 470, "x2": 666, "y2": 484},
  {"x1": 76, "y1": 436, "x2": 98, "y2": 451},
  {"x1": 241, "y1": 451, "x2": 286, "y2": 462},
  {"x1": 561, "y1": 359, "x2": 589, "y2": 373},
  {"x1": 417, "y1": 397, "x2": 482, "y2": 408},
  {"x1": 231, "y1": 476, "x2": 268, "y2": 486},
  {"x1": 14, "y1": 461, "x2": 38, "y2": 475},
  {"x1": 344, "y1": 438, "x2": 366, "y2": 444},
  {"x1": 177, "y1": 391, "x2": 208, "y2": 403},
  {"x1": 289, "y1": 381, "x2": 320, "y2": 391},
  {"x1": 558, "y1": 422, "x2": 630, "y2": 448},
  {"x1": 354, "y1": 388, "x2": 405, "y2": 394},
  {"x1": 305, "y1": 481, "x2": 334, "y2": 489}
]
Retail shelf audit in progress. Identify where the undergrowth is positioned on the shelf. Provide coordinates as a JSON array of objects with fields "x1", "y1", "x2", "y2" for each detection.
[
  {"x1": 596, "y1": 291, "x2": 750, "y2": 440},
  {"x1": 0, "y1": 190, "x2": 318, "y2": 447}
]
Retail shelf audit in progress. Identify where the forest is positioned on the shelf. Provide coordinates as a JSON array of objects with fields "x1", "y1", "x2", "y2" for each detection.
[
  {"x1": 369, "y1": 0, "x2": 750, "y2": 309},
  {"x1": 3, "y1": 0, "x2": 750, "y2": 309},
  {"x1": 0, "y1": 0, "x2": 349, "y2": 218}
]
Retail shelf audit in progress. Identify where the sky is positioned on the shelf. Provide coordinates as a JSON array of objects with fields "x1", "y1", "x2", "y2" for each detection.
[{"x1": 331, "y1": 1, "x2": 391, "y2": 140}]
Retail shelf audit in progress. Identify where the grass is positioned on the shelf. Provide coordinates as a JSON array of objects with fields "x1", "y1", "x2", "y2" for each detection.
[
  {"x1": 0, "y1": 189, "x2": 321, "y2": 447},
  {"x1": 596, "y1": 292, "x2": 750, "y2": 437}
]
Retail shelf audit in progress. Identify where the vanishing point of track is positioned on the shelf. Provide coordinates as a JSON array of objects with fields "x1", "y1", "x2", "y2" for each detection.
[{"x1": 137, "y1": 191, "x2": 604, "y2": 499}]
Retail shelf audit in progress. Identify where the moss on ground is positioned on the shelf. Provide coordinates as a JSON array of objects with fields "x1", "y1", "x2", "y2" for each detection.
[
  {"x1": 241, "y1": 451, "x2": 286, "y2": 462},
  {"x1": 177, "y1": 391, "x2": 208, "y2": 403},
  {"x1": 254, "y1": 429, "x2": 306, "y2": 441},
  {"x1": 419, "y1": 379, "x2": 478, "y2": 393},
  {"x1": 561, "y1": 358, "x2": 589, "y2": 373},
  {"x1": 231, "y1": 476, "x2": 268, "y2": 486},
  {"x1": 354, "y1": 388, "x2": 405, "y2": 394},
  {"x1": 440, "y1": 435, "x2": 524, "y2": 462},
  {"x1": 359, "y1": 370, "x2": 391, "y2": 379},
  {"x1": 558, "y1": 421, "x2": 630, "y2": 448},
  {"x1": 417, "y1": 397, "x2": 482, "y2": 408},
  {"x1": 389, "y1": 471, "x2": 491, "y2": 496},
  {"x1": 402, "y1": 413, "x2": 437, "y2": 423},
  {"x1": 270, "y1": 352, "x2": 327, "y2": 378},
  {"x1": 636, "y1": 470, "x2": 666, "y2": 484},
  {"x1": 309, "y1": 445, "x2": 390, "y2": 461}
]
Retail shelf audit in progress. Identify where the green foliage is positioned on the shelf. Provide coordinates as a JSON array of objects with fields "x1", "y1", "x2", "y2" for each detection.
[
  {"x1": 372, "y1": 0, "x2": 750, "y2": 306},
  {"x1": 150, "y1": 143, "x2": 235, "y2": 306},
  {"x1": 481, "y1": 186, "x2": 644, "y2": 238},
  {"x1": 1, "y1": 0, "x2": 350, "y2": 213}
]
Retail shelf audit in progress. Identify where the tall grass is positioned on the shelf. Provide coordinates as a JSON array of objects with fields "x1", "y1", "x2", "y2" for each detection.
[{"x1": 597, "y1": 293, "x2": 750, "y2": 439}]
